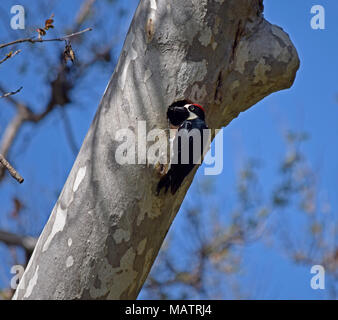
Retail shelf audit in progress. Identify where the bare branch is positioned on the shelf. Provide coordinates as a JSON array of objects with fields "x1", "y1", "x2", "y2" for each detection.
[
  {"x1": 75, "y1": 0, "x2": 97, "y2": 28},
  {"x1": 0, "y1": 98, "x2": 55, "y2": 181},
  {"x1": 0, "y1": 106, "x2": 26, "y2": 158},
  {"x1": 0, "y1": 230, "x2": 36, "y2": 253},
  {"x1": 0, "y1": 38, "x2": 112, "y2": 182},
  {"x1": 0, "y1": 27, "x2": 92, "y2": 50},
  {"x1": 0, "y1": 154, "x2": 24, "y2": 183},
  {"x1": 0, "y1": 86, "x2": 23, "y2": 98},
  {"x1": 0, "y1": 50, "x2": 21, "y2": 65}
]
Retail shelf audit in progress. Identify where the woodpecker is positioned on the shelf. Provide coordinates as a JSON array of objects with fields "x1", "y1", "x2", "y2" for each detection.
[{"x1": 157, "y1": 100, "x2": 209, "y2": 195}]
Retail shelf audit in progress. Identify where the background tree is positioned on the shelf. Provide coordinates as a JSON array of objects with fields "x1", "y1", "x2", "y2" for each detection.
[
  {"x1": 142, "y1": 132, "x2": 337, "y2": 299},
  {"x1": 0, "y1": 0, "x2": 131, "y2": 298},
  {"x1": 0, "y1": 0, "x2": 336, "y2": 300}
]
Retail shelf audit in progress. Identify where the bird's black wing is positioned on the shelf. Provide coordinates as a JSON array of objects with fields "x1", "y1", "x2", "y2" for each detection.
[
  {"x1": 157, "y1": 119, "x2": 208, "y2": 195},
  {"x1": 169, "y1": 120, "x2": 195, "y2": 194},
  {"x1": 157, "y1": 121, "x2": 192, "y2": 195}
]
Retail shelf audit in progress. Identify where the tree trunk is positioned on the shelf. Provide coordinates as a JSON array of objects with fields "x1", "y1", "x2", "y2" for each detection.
[{"x1": 13, "y1": 0, "x2": 299, "y2": 299}]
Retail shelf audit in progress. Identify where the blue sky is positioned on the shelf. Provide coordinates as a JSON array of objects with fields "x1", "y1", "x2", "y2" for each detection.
[{"x1": 0, "y1": 0, "x2": 337, "y2": 299}]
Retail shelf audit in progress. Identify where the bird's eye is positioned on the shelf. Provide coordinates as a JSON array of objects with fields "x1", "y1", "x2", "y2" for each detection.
[{"x1": 189, "y1": 105, "x2": 195, "y2": 111}]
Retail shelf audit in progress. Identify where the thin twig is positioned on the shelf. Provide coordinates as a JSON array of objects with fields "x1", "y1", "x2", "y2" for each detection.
[
  {"x1": 0, "y1": 86, "x2": 23, "y2": 98},
  {"x1": 0, "y1": 49, "x2": 21, "y2": 65},
  {"x1": 0, "y1": 154, "x2": 24, "y2": 183},
  {"x1": 76, "y1": 0, "x2": 96, "y2": 27},
  {"x1": 0, "y1": 27, "x2": 92, "y2": 50}
]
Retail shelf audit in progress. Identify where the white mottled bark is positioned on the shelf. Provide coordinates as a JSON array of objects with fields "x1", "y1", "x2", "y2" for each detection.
[{"x1": 13, "y1": 0, "x2": 299, "y2": 299}]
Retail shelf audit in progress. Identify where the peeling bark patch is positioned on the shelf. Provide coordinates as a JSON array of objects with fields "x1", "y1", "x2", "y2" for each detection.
[
  {"x1": 234, "y1": 41, "x2": 250, "y2": 74},
  {"x1": 177, "y1": 60, "x2": 208, "y2": 95},
  {"x1": 118, "y1": 32, "x2": 138, "y2": 90},
  {"x1": 68, "y1": 238, "x2": 72, "y2": 247},
  {"x1": 66, "y1": 256, "x2": 74, "y2": 268},
  {"x1": 230, "y1": 80, "x2": 240, "y2": 90},
  {"x1": 199, "y1": 27, "x2": 212, "y2": 47},
  {"x1": 146, "y1": 18, "x2": 155, "y2": 43},
  {"x1": 12, "y1": 233, "x2": 40, "y2": 299},
  {"x1": 43, "y1": 205, "x2": 67, "y2": 252},
  {"x1": 191, "y1": 83, "x2": 207, "y2": 101},
  {"x1": 113, "y1": 229, "x2": 131, "y2": 244},
  {"x1": 73, "y1": 166, "x2": 86, "y2": 192},
  {"x1": 147, "y1": 209, "x2": 162, "y2": 220},
  {"x1": 144, "y1": 69, "x2": 152, "y2": 82},
  {"x1": 89, "y1": 258, "x2": 113, "y2": 299},
  {"x1": 271, "y1": 25, "x2": 290, "y2": 49},
  {"x1": 137, "y1": 211, "x2": 145, "y2": 226},
  {"x1": 24, "y1": 266, "x2": 39, "y2": 298},
  {"x1": 137, "y1": 238, "x2": 147, "y2": 255},
  {"x1": 150, "y1": 0, "x2": 157, "y2": 10},
  {"x1": 254, "y1": 58, "x2": 272, "y2": 83},
  {"x1": 138, "y1": 248, "x2": 154, "y2": 288},
  {"x1": 268, "y1": 29, "x2": 293, "y2": 64},
  {"x1": 107, "y1": 248, "x2": 138, "y2": 299}
]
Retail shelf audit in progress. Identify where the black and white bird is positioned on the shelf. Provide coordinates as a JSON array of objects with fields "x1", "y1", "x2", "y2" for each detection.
[{"x1": 157, "y1": 100, "x2": 209, "y2": 195}]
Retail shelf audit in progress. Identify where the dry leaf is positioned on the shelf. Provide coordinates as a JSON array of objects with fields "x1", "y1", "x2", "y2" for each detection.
[
  {"x1": 37, "y1": 28, "x2": 46, "y2": 38},
  {"x1": 45, "y1": 13, "x2": 55, "y2": 30},
  {"x1": 63, "y1": 41, "x2": 75, "y2": 63}
]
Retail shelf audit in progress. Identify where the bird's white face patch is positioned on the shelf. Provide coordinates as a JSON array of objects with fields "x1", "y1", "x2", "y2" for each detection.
[{"x1": 184, "y1": 104, "x2": 198, "y2": 120}]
